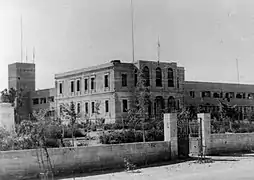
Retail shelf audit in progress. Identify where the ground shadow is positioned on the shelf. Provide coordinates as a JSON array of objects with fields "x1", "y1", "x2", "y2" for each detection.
[{"x1": 54, "y1": 157, "x2": 196, "y2": 180}]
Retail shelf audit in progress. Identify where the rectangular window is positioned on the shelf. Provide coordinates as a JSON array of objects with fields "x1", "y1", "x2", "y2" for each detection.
[
  {"x1": 189, "y1": 91, "x2": 195, "y2": 98},
  {"x1": 40, "y1": 97, "x2": 47, "y2": 104},
  {"x1": 105, "y1": 100, "x2": 109, "y2": 113},
  {"x1": 91, "y1": 77, "x2": 95, "y2": 90},
  {"x1": 71, "y1": 81, "x2": 74, "y2": 93},
  {"x1": 48, "y1": 96, "x2": 54, "y2": 102},
  {"x1": 77, "y1": 79, "x2": 80, "y2": 92},
  {"x1": 122, "y1": 99, "x2": 128, "y2": 112},
  {"x1": 104, "y1": 74, "x2": 109, "y2": 88},
  {"x1": 201, "y1": 91, "x2": 211, "y2": 98},
  {"x1": 77, "y1": 103, "x2": 81, "y2": 114},
  {"x1": 122, "y1": 74, "x2": 127, "y2": 87},
  {"x1": 92, "y1": 102, "x2": 95, "y2": 113},
  {"x1": 59, "y1": 82, "x2": 63, "y2": 94},
  {"x1": 85, "y1": 102, "x2": 89, "y2": 114},
  {"x1": 32, "y1": 98, "x2": 39, "y2": 105},
  {"x1": 84, "y1": 79, "x2": 88, "y2": 91}
]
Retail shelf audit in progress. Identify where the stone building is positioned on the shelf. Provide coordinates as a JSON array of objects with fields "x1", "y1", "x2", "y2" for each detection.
[
  {"x1": 184, "y1": 81, "x2": 254, "y2": 120},
  {"x1": 8, "y1": 62, "x2": 35, "y2": 121},
  {"x1": 54, "y1": 60, "x2": 185, "y2": 123},
  {"x1": 9, "y1": 60, "x2": 254, "y2": 124}
]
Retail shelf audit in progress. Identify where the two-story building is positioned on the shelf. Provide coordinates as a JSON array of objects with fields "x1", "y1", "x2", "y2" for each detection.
[{"x1": 54, "y1": 60, "x2": 185, "y2": 123}]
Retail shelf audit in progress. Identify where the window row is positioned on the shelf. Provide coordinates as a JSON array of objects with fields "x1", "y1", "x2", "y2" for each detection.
[
  {"x1": 136, "y1": 66, "x2": 176, "y2": 87},
  {"x1": 32, "y1": 96, "x2": 54, "y2": 105},
  {"x1": 189, "y1": 91, "x2": 254, "y2": 100},
  {"x1": 58, "y1": 74, "x2": 110, "y2": 94},
  {"x1": 60, "y1": 100, "x2": 110, "y2": 115}
]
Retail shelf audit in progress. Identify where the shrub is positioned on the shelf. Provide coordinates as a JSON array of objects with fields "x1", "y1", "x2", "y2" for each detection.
[{"x1": 99, "y1": 129, "x2": 164, "y2": 144}]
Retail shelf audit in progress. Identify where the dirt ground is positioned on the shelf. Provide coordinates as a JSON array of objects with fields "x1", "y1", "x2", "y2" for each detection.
[{"x1": 61, "y1": 154, "x2": 254, "y2": 180}]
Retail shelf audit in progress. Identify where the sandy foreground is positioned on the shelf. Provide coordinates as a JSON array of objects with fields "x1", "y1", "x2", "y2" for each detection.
[{"x1": 61, "y1": 155, "x2": 254, "y2": 180}]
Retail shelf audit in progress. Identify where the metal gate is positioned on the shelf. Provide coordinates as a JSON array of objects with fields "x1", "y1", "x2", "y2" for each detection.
[
  {"x1": 177, "y1": 117, "x2": 189, "y2": 158},
  {"x1": 177, "y1": 117, "x2": 201, "y2": 158}
]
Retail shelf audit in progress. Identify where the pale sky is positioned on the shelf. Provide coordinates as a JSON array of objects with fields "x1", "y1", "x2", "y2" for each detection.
[{"x1": 1, "y1": 0, "x2": 254, "y2": 91}]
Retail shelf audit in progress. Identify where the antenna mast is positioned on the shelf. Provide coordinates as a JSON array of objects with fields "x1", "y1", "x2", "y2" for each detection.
[
  {"x1": 157, "y1": 36, "x2": 160, "y2": 63},
  {"x1": 236, "y1": 58, "x2": 240, "y2": 84},
  {"x1": 20, "y1": 15, "x2": 23, "y2": 63},
  {"x1": 33, "y1": 47, "x2": 35, "y2": 63},
  {"x1": 130, "y1": 0, "x2": 135, "y2": 63}
]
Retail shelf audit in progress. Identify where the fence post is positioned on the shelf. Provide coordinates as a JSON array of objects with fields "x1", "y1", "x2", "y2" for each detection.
[
  {"x1": 164, "y1": 113, "x2": 178, "y2": 160},
  {"x1": 197, "y1": 113, "x2": 211, "y2": 156}
]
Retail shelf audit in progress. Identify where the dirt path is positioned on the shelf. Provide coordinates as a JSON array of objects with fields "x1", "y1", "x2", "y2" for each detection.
[{"x1": 61, "y1": 155, "x2": 254, "y2": 180}]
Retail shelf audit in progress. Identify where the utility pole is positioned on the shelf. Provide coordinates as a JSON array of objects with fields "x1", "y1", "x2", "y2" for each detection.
[
  {"x1": 20, "y1": 15, "x2": 23, "y2": 63},
  {"x1": 236, "y1": 58, "x2": 240, "y2": 84},
  {"x1": 130, "y1": 0, "x2": 135, "y2": 63}
]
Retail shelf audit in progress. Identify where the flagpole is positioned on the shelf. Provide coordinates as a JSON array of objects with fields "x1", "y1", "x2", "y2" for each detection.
[
  {"x1": 131, "y1": 0, "x2": 135, "y2": 63},
  {"x1": 20, "y1": 15, "x2": 23, "y2": 63},
  {"x1": 157, "y1": 36, "x2": 160, "y2": 63}
]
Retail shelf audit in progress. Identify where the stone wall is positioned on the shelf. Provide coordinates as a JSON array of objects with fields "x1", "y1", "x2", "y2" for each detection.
[
  {"x1": 208, "y1": 133, "x2": 254, "y2": 155},
  {"x1": 0, "y1": 141, "x2": 171, "y2": 180},
  {"x1": 0, "y1": 103, "x2": 15, "y2": 132}
]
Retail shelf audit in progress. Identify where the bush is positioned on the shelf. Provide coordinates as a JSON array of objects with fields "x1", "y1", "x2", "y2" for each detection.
[
  {"x1": 99, "y1": 129, "x2": 164, "y2": 144},
  {"x1": 63, "y1": 128, "x2": 86, "y2": 138}
]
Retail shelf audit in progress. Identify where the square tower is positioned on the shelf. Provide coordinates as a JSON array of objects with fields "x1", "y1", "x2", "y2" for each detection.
[{"x1": 8, "y1": 62, "x2": 35, "y2": 93}]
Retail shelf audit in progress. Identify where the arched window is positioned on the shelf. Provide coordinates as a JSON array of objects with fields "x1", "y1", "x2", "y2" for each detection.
[
  {"x1": 142, "y1": 66, "x2": 150, "y2": 86},
  {"x1": 156, "y1": 67, "x2": 162, "y2": 87},
  {"x1": 168, "y1": 96, "x2": 176, "y2": 113},
  {"x1": 154, "y1": 96, "x2": 164, "y2": 116},
  {"x1": 168, "y1": 68, "x2": 174, "y2": 87},
  {"x1": 134, "y1": 69, "x2": 138, "y2": 86}
]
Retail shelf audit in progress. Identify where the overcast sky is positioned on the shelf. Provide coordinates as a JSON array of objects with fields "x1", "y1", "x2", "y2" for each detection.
[{"x1": 1, "y1": 0, "x2": 254, "y2": 90}]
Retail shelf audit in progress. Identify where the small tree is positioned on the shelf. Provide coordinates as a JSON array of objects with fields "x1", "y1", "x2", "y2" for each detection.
[
  {"x1": 127, "y1": 69, "x2": 152, "y2": 142},
  {"x1": 61, "y1": 101, "x2": 78, "y2": 146}
]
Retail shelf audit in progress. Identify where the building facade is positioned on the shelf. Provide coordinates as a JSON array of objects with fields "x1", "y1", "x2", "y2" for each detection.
[
  {"x1": 8, "y1": 61, "x2": 254, "y2": 124},
  {"x1": 54, "y1": 60, "x2": 185, "y2": 123},
  {"x1": 184, "y1": 81, "x2": 254, "y2": 120}
]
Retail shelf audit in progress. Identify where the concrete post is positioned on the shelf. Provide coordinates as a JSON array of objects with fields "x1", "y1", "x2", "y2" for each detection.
[
  {"x1": 164, "y1": 113, "x2": 178, "y2": 159},
  {"x1": 197, "y1": 113, "x2": 211, "y2": 155}
]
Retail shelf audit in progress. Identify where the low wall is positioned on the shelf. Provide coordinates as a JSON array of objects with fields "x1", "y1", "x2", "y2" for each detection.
[
  {"x1": 0, "y1": 141, "x2": 171, "y2": 180},
  {"x1": 209, "y1": 133, "x2": 254, "y2": 155}
]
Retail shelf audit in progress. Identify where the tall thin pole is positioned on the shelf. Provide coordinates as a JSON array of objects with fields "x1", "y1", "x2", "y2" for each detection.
[
  {"x1": 236, "y1": 58, "x2": 240, "y2": 84},
  {"x1": 130, "y1": 0, "x2": 135, "y2": 63},
  {"x1": 33, "y1": 47, "x2": 35, "y2": 63},
  {"x1": 157, "y1": 36, "x2": 160, "y2": 63},
  {"x1": 20, "y1": 15, "x2": 23, "y2": 63}
]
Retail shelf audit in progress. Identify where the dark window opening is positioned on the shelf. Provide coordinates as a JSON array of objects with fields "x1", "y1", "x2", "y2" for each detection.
[
  {"x1": 91, "y1": 77, "x2": 95, "y2": 90},
  {"x1": 190, "y1": 91, "x2": 195, "y2": 98},
  {"x1": 92, "y1": 102, "x2": 95, "y2": 113},
  {"x1": 59, "y1": 83, "x2": 63, "y2": 94},
  {"x1": 142, "y1": 66, "x2": 150, "y2": 86},
  {"x1": 168, "y1": 68, "x2": 174, "y2": 87},
  {"x1": 77, "y1": 103, "x2": 81, "y2": 114},
  {"x1": 40, "y1": 98, "x2": 47, "y2": 104},
  {"x1": 48, "y1": 96, "x2": 54, "y2": 102},
  {"x1": 122, "y1": 74, "x2": 127, "y2": 87},
  {"x1": 156, "y1": 67, "x2": 162, "y2": 87},
  {"x1": 201, "y1": 91, "x2": 211, "y2": 98},
  {"x1": 32, "y1": 98, "x2": 39, "y2": 105},
  {"x1": 104, "y1": 74, "x2": 109, "y2": 88},
  {"x1": 84, "y1": 79, "x2": 88, "y2": 91},
  {"x1": 85, "y1": 102, "x2": 89, "y2": 114},
  {"x1": 122, "y1": 100, "x2": 128, "y2": 112},
  {"x1": 213, "y1": 92, "x2": 220, "y2": 98},
  {"x1": 134, "y1": 69, "x2": 138, "y2": 86},
  {"x1": 71, "y1": 81, "x2": 74, "y2": 92},
  {"x1": 77, "y1": 80, "x2": 80, "y2": 92},
  {"x1": 105, "y1": 100, "x2": 109, "y2": 113}
]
